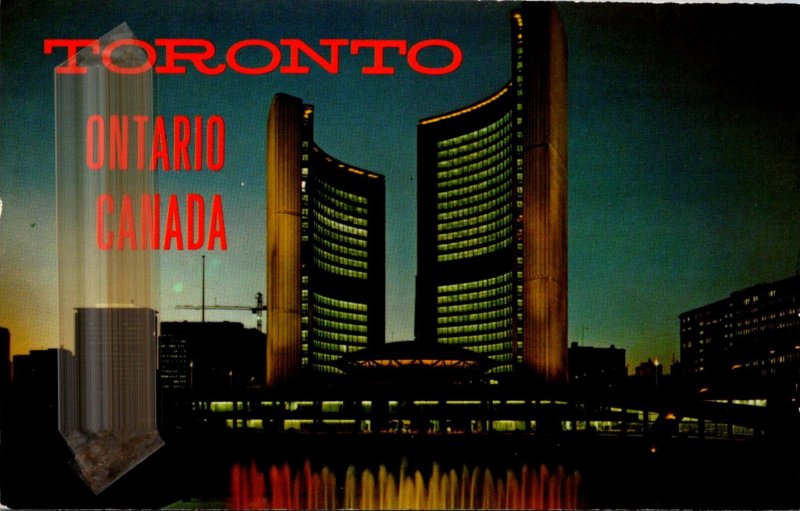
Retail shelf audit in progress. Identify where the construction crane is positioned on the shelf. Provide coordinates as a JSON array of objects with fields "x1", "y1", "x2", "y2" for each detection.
[
  {"x1": 176, "y1": 292, "x2": 266, "y2": 332},
  {"x1": 176, "y1": 256, "x2": 266, "y2": 331}
]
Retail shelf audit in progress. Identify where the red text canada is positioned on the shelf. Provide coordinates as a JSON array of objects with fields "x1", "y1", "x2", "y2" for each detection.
[{"x1": 96, "y1": 193, "x2": 227, "y2": 251}]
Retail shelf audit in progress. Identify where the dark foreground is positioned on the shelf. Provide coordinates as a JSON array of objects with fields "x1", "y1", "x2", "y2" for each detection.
[{"x1": 2, "y1": 426, "x2": 799, "y2": 509}]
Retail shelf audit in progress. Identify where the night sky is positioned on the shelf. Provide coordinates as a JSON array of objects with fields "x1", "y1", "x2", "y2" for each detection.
[{"x1": 1, "y1": 0, "x2": 798, "y2": 372}]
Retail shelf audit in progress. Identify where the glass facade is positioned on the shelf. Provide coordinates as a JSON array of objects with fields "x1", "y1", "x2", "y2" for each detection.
[
  {"x1": 435, "y1": 115, "x2": 514, "y2": 263},
  {"x1": 417, "y1": 5, "x2": 567, "y2": 381},
  {"x1": 419, "y1": 87, "x2": 520, "y2": 374},
  {"x1": 268, "y1": 96, "x2": 384, "y2": 384},
  {"x1": 299, "y1": 105, "x2": 385, "y2": 376}
]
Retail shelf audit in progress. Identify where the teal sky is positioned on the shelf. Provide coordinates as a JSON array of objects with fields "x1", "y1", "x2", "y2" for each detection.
[{"x1": 1, "y1": 0, "x2": 798, "y2": 372}]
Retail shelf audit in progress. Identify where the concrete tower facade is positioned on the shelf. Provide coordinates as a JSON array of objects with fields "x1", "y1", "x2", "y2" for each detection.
[
  {"x1": 416, "y1": 4, "x2": 567, "y2": 383},
  {"x1": 266, "y1": 95, "x2": 304, "y2": 387}
]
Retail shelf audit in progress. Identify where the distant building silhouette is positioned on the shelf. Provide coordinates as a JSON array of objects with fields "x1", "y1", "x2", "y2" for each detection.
[
  {"x1": 416, "y1": 4, "x2": 568, "y2": 382},
  {"x1": 1, "y1": 348, "x2": 74, "y2": 507},
  {"x1": 0, "y1": 327, "x2": 9, "y2": 425},
  {"x1": 158, "y1": 335, "x2": 189, "y2": 391},
  {"x1": 633, "y1": 358, "x2": 663, "y2": 386},
  {"x1": 267, "y1": 95, "x2": 386, "y2": 386},
  {"x1": 567, "y1": 342, "x2": 626, "y2": 387},
  {"x1": 159, "y1": 321, "x2": 265, "y2": 391},
  {"x1": 10, "y1": 348, "x2": 62, "y2": 422},
  {"x1": 680, "y1": 274, "x2": 800, "y2": 388}
]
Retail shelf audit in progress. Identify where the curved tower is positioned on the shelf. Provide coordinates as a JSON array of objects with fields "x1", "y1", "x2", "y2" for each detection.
[
  {"x1": 267, "y1": 95, "x2": 385, "y2": 386},
  {"x1": 417, "y1": 4, "x2": 567, "y2": 383}
]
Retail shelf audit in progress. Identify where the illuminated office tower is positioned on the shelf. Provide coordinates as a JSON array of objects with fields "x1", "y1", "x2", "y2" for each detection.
[
  {"x1": 417, "y1": 4, "x2": 567, "y2": 382},
  {"x1": 267, "y1": 94, "x2": 385, "y2": 386}
]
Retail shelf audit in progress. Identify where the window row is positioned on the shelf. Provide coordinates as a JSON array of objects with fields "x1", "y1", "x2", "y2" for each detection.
[
  {"x1": 312, "y1": 340, "x2": 363, "y2": 354},
  {"x1": 312, "y1": 342, "x2": 350, "y2": 354},
  {"x1": 436, "y1": 130, "x2": 511, "y2": 172},
  {"x1": 438, "y1": 228, "x2": 511, "y2": 260},
  {"x1": 312, "y1": 238, "x2": 368, "y2": 266},
  {"x1": 314, "y1": 329, "x2": 368, "y2": 344},
  {"x1": 312, "y1": 303, "x2": 368, "y2": 324},
  {"x1": 311, "y1": 351, "x2": 344, "y2": 362},
  {"x1": 437, "y1": 306, "x2": 514, "y2": 325},
  {"x1": 313, "y1": 245, "x2": 368, "y2": 270},
  {"x1": 315, "y1": 179, "x2": 368, "y2": 205},
  {"x1": 436, "y1": 121, "x2": 512, "y2": 162},
  {"x1": 313, "y1": 233, "x2": 369, "y2": 260},
  {"x1": 437, "y1": 282, "x2": 513, "y2": 304},
  {"x1": 439, "y1": 271, "x2": 513, "y2": 294},
  {"x1": 311, "y1": 364, "x2": 346, "y2": 375},
  {"x1": 438, "y1": 202, "x2": 512, "y2": 234},
  {"x1": 437, "y1": 142, "x2": 512, "y2": 173},
  {"x1": 438, "y1": 236, "x2": 512, "y2": 262},
  {"x1": 436, "y1": 112, "x2": 512, "y2": 150},
  {"x1": 437, "y1": 166, "x2": 512, "y2": 201},
  {"x1": 314, "y1": 185, "x2": 369, "y2": 216},
  {"x1": 437, "y1": 146, "x2": 513, "y2": 183},
  {"x1": 437, "y1": 189, "x2": 512, "y2": 222},
  {"x1": 315, "y1": 258, "x2": 368, "y2": 280},
  {"x1": 438, "y1": 224, "x2": 513, "y2": 253},
  {"x1": 438, "y1": 179, "x2": 512, "y2": 212},
  {"x1": 313, "y1": 210, "x2": 368, "y2": 238},
  {"x1": 437, "y1": 214, "x2": 511, "y2": 243},
  {"x1": 461, "y1": 342, "x2": 513, "y2": 354},
  {"x1": 313, "y1": 221, "x2": 368, "y2": 249},
  {"x1": 313, "y1": 293, "x2": 368, "y2": 312},
  {"x1": 315, "y1": 200, "x2": 368, "y2": 228},
  {"x1": 437, "y1": 157, "x2": 512, "y2": 192},
  {"x1": 438, "y1": 294, "x2": 513, "y2": 314},
  {"x1": 313, "y1": 317, "x2": 368, "y2": 333},
  {"x1": 438, "y1": 331, "x2": 513, "y2": 344},
  {"x1": 437, "y1": 318, "x2": 513, "y2": 336}
]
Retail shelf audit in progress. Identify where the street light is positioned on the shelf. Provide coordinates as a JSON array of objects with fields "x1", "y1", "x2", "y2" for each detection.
[{"x1": 653, "y1": 358, "x2": 660, "y2": 386}]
